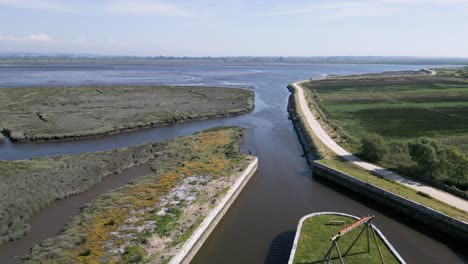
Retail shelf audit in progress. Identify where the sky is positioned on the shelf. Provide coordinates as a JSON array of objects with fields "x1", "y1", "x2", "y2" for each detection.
[{"x1": 0, "y1": 0, "x2": 468, "y2": 57}]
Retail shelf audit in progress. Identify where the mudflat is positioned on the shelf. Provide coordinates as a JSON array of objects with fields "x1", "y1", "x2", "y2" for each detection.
[{"x1": 0, "y1": 85, "x2": 254, "y2": 142}]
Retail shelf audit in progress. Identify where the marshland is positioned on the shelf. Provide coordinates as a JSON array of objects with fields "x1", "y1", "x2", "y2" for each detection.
[
  {"x1": 0, "y1": 63, "x2": 466, "y2": 264},
  {"x1": 22, "y1": 127, "x2": 253, "y2": 263},
  {"x1": 0, "y1": 85, "x2": 254, "y2": 142}
]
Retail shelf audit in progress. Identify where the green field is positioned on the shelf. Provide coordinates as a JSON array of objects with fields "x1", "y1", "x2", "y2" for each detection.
[
  {"x1": 288, "y1": 84, "x2": 468, "y2": 222},
  {"x1": 0, "y1": 85, "x2": 254, "y2": 142},
  {"x1": 301, "y1": 68, "x2": 468, "y2": 191},
  {"x1": 302, "y1": 73, "x2": 468, "y2": 153},
  {"x1": 292, "y1": 214, "x2": 399, "y2": 264}
]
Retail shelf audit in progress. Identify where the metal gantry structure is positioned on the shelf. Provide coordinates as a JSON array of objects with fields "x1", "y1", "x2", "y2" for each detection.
[{"x1": 321, "y1": 215, "x2": 385, "y2": 264}]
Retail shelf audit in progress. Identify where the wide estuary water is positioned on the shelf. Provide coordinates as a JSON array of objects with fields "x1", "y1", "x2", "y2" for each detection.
[{"x1": 0, "y1": 63, "x2": 466, "y2": 263}]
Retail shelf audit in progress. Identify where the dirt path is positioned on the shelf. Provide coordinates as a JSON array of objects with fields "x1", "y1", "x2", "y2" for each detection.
[
  {"x1": 425, "y1": 68, "x2": 437, "y2": 75},
  {"x1": 292, "y1": 81, "x2": 468, "y2": 212}
]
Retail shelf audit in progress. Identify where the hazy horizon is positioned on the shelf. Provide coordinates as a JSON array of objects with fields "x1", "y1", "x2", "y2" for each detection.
[{"x1": 1, "y1": 0, "x2": 468, "y2": 57}]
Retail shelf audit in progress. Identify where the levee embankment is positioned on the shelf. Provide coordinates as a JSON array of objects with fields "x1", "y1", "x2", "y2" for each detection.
[{"x1": 287, "y1": 84, "x2": 468, "y2": 241}]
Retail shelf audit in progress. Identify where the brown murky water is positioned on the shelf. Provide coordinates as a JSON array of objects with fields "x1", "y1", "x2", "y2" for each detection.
[
  {"x1": 0, "y1": 165, "x2": 153, "y2": 263},
  {"x1": 0, "y1": 63, "x2": 466, "y2": 263}
]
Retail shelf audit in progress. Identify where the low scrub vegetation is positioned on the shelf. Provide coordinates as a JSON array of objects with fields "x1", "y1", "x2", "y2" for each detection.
[
  {"x1": 359, "y1": 135, "x2": 388, "y2": 162},
  {"x1": 302, "y1": 68, "x2": 468, "y2": 194},
  {"x1": 0, "y1": 85, "x2": 254, "y2": 142},
  {"x1": 358, "y1": 136, "x2": 468, "y2": 191},
  {"x1": 289, "y1": 80, "x2": 467, "y2": 222},
  {"x1": 435, "y1": 66, "x2": 468, "y2": 78},
  {"x1": 0, "y1": 142, "x2": 162, "y2": 245},
  {"x1": 22, "y1": 127, "x2": 252, "y2": 263}
]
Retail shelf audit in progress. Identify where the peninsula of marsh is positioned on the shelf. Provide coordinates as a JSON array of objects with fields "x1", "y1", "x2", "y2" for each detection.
[
  {"x1": 0, "y1": 85, "x2": 254, "y2": 142},
  {"x1": 1, "y1": 127, "x2": 255, "y2": 263}
]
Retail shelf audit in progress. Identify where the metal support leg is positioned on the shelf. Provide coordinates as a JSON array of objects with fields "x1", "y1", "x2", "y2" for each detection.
[
  {"x1": 370, "y1": 225, "x2": 385, "y2": 264},
  {"x1": 343, "y1": 224, "x2": 367, "y2": 257},
  {"x1": 367, "y1": 223, "x2": 370, "y2": 253},
  {"x1": 334, "y1": 240, "x2": 345, "y2": 264},
  {"x1": 322, "y1": 242, "x2": 335, "y2": 264}
]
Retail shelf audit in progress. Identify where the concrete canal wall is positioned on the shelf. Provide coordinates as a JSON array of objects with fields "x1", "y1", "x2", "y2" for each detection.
[
  {"x1": 312, "y1": 162, "x2": 468, "y2": 241},
  {"x1": 287, "y1": 84, "x2": 468, "y2": 242},
  {"x1": 169, "y1": 157, "x2": 258, "y2": 264},
  {"x1": 288, "y1": 212, "x2": 406, "y2": 264}
]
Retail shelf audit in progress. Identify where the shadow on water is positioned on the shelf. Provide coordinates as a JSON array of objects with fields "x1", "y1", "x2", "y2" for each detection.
[{"x1": 264, "y1": 231, "x2": 296, "y2": 264}]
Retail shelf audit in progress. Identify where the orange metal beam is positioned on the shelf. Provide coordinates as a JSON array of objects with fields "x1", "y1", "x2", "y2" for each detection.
[{"x1": 338, "y1": 215, "x2": 373, "y2": 236}]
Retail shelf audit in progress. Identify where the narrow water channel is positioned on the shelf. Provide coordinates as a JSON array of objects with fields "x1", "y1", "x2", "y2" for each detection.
[
  {"x1": 0, "y1": 63, "x2": 465, "y2": 263},
  {"x1": 0, "y1": 165, "x2": 153, "y2": 263}
]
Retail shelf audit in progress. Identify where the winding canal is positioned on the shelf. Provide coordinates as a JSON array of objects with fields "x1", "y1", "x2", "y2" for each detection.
[{"x1": 0, "y1": 63, "x2": 466, "y2": 263}]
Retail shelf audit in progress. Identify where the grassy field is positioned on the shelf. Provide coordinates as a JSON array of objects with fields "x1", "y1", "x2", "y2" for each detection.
[
  {"x1": 292, "y1": 214, "x2": 399, "y2": 264},
  {"x1": 300, "y1": 68, "x2": 468, "y2": 191},
  {"x1": 0, "y1": 85, "x2": 254, "y2": 142},
  {"x1": 302, "y1": 71, "x2": 468, "y2": 153},
  {"x1": 21, "y1": 127, "x2": 252, "y2": 263},
  {"x1": 288, "y1": 82, "x2": 468, "y2": 222}
]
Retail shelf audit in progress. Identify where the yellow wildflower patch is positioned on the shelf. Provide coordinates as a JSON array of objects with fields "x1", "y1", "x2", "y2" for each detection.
[
  {"x1": 30, "y1": 127, "x2": 247, "y2": 263},
  {"x1": 196, "y1": 130, "x2": 231, "y2": 150}
]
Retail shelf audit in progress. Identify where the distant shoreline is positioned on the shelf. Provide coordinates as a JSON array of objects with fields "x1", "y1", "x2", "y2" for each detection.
[{"x1": 1, "y1": 55, "x2": 468, "y2": 65}]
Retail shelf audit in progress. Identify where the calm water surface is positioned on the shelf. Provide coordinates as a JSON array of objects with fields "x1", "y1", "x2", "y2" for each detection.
[{"x1": 0, "y1": 63, "x2": 465, "y2": 264}]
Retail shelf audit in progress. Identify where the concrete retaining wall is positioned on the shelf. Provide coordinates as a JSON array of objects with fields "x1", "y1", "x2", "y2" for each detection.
[
  {"x1": 287, "y1": 84, "x2": 468, "y2": 242},
  {"x1": 312, "y1": 162, "x2": 468, "y2": 241},
  {"x1": 288, "y1": 212, "x2": 406, "y2": 264},
  {"x1": 287, "y1": 85, "x2": 323, "y2": 162},
  {"x1": 169, "y1": 157, "x2": 258, "y2": 264}
]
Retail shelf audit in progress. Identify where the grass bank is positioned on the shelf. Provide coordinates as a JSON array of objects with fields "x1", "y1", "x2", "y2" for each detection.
[
  {"x1": 300, "y1": 68, "x2": 468, "y2": 194},
  {"x1": 0, "y1": 85, "x2": 254, "y2": 142},
  {"x1": 22, "y1": 127, "x2": 253, "y2": 263},
  {"x1": 318, "y1": 158, "x2": 468, "y2": 222},
  {"x1": 301, "y1": 70, "x2": 468, "y2": 153},
  {"x1": 287, "y1": 81, "x2": 468, "y2": 223},
  {"x1": 292, "y1": 214, "x2": 400, "y2": 264}
]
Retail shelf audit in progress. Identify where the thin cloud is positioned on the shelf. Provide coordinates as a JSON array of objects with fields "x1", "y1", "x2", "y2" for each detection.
[
  {"x1": 382, "y1": 0, "x2": 468, "y2": 3},
  {"x1": 0, "y1": 34, "x2": 16, "y2": 41},
  {"x1": 0, "y1": 33, "x2": 53, "y2": 42},
  {"x1": 27, "y1": 33, "x2": 53, "y2": 42},
  {"x1": 0, "y1": 0, "x2": 72, "y2": 12},
  {"x1": 106, "y1": 0, "x2": 189, "y2": 17},
  {"x1": 77, "y1": 36, "x2": 88, "y2": 44},
  {"x1": 260, "y1": 1, "x2": 387, "y2": 17},
  {"x1": 261, "y1": 0, "x2": 468, "y2": 18},
  {"x1": 0, "y1": 0, "x2": 191, "y2": 17}
]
